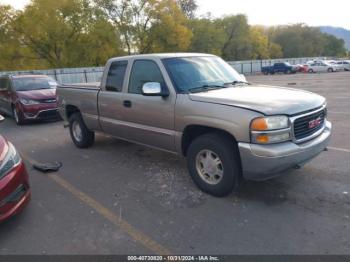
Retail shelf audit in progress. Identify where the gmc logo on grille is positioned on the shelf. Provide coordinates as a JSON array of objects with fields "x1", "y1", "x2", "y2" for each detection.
[{"x1": 309, "y1": 117, "x2": 322, "y2": 129}]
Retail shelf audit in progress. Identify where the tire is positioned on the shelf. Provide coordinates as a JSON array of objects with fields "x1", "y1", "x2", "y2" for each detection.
[
  {"x1": 68, "y1": 112, "x2": 95, "y2": 148},
  {"x1": 328, "y1": 68, "x2": 334, "y2": 73},
  {"x1": 308, "y1": 69, "x2": 314, "y2": 73},
  {"x1": 12, "y1": 105, "x2": 24, "y2": 125},
  {"x1": 186, "y1": 133, "x2": 241, "y2": 197},
  {"x1": 263, "y1": 71, "x2": 268, "y2": 75}
]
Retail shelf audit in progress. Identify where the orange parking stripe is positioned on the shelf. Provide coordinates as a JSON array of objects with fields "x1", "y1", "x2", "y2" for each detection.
[{"x1": 21, "y1": 153, "x2": 171, "y2": 255}]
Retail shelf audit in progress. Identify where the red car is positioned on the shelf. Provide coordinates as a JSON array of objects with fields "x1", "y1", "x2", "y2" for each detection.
[
  {"x1": 0, "y1": 74, "x2": 60, "y2": 125},
  {"x1": 0, "y1": 115, "x2": 31, "y2": 222}
]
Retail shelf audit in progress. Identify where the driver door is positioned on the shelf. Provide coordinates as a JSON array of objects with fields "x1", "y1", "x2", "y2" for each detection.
[{"x1": 120, "y1": 59, "x2": 176, "y2": 152}]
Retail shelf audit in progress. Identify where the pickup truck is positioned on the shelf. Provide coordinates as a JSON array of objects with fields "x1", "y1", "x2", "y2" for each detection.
[
  {"x1": 57, "y1": 53, "x2": 332, "y2": 197},
  {"x1": 262, "y1": 62, "x2": 297, "y2": 75}
]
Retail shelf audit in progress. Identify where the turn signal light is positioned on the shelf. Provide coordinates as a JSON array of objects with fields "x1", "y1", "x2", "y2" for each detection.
[
  {"x1": 251, "y1": 118, "x2": 268, "y2": 131},
  {"x1": 255, "y1": 134, "x2": 269, "y2": 143}
]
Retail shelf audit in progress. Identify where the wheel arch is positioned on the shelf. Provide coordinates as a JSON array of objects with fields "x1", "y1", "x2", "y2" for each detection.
[
  {"x1": 65, "y1": 104, "x2": 81, "y2": 120},
  {"x1": 181, "y1": 124, "x2": 239, "y2": 157}
]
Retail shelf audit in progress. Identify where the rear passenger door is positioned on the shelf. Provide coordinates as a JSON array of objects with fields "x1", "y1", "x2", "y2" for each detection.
[
  {"x1": 120, "y1": 59, "x2": 176, "y2": 152},
  {"x1": 98, "y1": 60, "x2": 128, "y2": 137}
]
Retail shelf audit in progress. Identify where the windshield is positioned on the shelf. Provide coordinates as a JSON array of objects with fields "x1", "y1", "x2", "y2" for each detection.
[
  {"x1": 13, "y1": 77, "x2": 57, "y2": 91},
  {"x1": 162, "y1": 56, "x2": 244, "y2": 93}
]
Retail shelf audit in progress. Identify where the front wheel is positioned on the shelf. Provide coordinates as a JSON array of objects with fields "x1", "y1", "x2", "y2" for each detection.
[
  {"x1": 12, "y1": 105, "x2": 24, "y2": 125},
  {"x1": 308, "y1": 69, "x2": 314, "y2": 73},
  {"x1": 328, "y1": 68, "x2": 334, "y2": 73},
  {"x1": 69, "y1": 112, "x2": 95, "y2": 148},
  {"x1": 186, "y1": 133, "x2": 241, "y2": 197}
]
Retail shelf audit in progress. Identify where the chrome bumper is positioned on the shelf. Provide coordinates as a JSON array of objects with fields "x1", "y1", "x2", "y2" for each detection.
[{"x1": 238, "y1": 121, "x2": 332, "y2": 181}]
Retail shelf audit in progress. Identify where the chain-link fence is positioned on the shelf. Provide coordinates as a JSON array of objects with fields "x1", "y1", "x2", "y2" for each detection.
[
  {"x1": 0, "y1": 67, "x2": 104, "y2": 84},
  {"x1": 0, "y1": 57, "x2": 331, "y2": 84},
  {"x1": 228, "y1": 57, "x2": 330, "y2": 75}
]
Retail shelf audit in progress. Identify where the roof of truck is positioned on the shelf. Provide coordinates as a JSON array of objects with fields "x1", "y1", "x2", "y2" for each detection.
[{"x1": 108, "y1": 53, "x2": 215, "y2": 62}]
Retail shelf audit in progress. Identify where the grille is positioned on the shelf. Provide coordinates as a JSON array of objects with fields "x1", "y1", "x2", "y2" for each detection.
[
  {"x1": 37, "y1": 109, "x2": 59, "y2": 119},
  {"x1": 293, "y1": 108, "x2": 326, "y2": 141}
]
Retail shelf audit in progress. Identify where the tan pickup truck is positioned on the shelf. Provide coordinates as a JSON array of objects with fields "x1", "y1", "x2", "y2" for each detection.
[{"x1": 57, "y1": 53, "x2": 332, "y2": 196}]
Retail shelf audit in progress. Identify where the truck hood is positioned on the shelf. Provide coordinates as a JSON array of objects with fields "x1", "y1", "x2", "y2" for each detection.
[{"x1": 189, "y1": 85, "x2": 326, "y2": 115}]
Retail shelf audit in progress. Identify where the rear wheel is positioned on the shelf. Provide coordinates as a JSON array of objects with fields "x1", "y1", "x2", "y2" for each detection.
[
  {"x1": 328, "y1": 68, "x2": 334, "y2": 73},
  {"x1": 186, "y1": 133, "x2": 241, "y2": 197},
  {"x1": 308, "y1": 69, "x2": 314, "y2": 73},
  {"x1": 69, "y1": 112, "x2": 95, "y2": 148}
]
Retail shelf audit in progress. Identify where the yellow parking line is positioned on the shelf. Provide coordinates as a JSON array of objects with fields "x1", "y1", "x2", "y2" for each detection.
[
  {"x1": 21, "y1": 153, "x2": 171, "y2": 255},
  {"x1": 328, "y1": 146, "x2": 350, "y2": 153}
]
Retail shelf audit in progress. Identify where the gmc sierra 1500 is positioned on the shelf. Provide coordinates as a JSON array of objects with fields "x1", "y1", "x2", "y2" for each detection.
[{"x1": 58, "y1": 53, "x2": 331, "y2": 196}]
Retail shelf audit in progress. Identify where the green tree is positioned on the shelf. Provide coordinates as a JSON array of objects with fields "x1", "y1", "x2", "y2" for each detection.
[
  {"x1": 188, "y1": 18, "x2": 225, "y2": 55},
  {"x1": 95, "y1": 0, "x2": 192, "y2": 54},
  {"x1": 322, "y1": 34, "x2": 347, "y2": 57},
  {"x1": 269, "y1": 24, "x2": 346, "y2": 58},
  {"x1": 13, "y1": 0, "x2": 124, "y2": 68},
  {"x1": 249, "y1": 26, "x2": 270, "y2": 59},
  {"x1": 0, "y1": 5, "x2": 30, "y2": 70},
  {"x1": 218, "y1": 15, "x2": 251, "y2": 60}
]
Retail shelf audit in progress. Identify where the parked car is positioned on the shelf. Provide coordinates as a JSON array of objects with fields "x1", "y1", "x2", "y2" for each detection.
[
  {"x1": 58, "y1": 53, "x2": 331, "y2": 197},
  {"x1": 0, "y1": 75, "x2": 60, "y2": 125},
  {"x1": 261, "y1": 62, "x2": 297, "y2": 75},
  {"x1": 336, "y1": 60, "x2": 350, "y2": 71},
  {"x1": 0, "y1": 115, "x2": 31, "y2": 223},
  {"x1": 307, "y1": 62, "x2": 340, "y2": 73},
  {"x1": 295, "y1": 64, "x2": 309, "y2": 73},
  {"x1": 327, "y1": 60, "x2": 343, "y2": 71}
]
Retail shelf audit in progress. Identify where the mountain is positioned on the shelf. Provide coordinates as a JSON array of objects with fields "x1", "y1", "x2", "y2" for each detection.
[{"x1": 319, "y1": 26, "x2": 350, "y2": 50}]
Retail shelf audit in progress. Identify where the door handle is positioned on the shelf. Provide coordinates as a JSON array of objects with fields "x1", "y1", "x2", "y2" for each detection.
[{"x1": 123, "y1": 100, "x2": 132, "y2": 108}]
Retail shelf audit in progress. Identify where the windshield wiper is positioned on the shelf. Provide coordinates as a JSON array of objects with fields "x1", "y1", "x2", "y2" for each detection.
[
  {"x1": 224, "y1": 81, "x2": 250, "y2": 86},
  {"x1": 188, "y1": 84, "x2": 227, "y2": 93}
]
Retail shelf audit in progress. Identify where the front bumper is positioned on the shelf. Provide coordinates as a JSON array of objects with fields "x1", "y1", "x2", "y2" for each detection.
[
  {"x1": 238, "y1": 121, "x2": 332, "y2": 181},
  {"x1": 23, "y1": 108, "x2": 60, "y2": 120},
  {"x1": 18, "y1": 102, "x2": 61, "y2": 121},
  {"x1": 0, "y1": 161, "x2": 31, "y2": 223}
]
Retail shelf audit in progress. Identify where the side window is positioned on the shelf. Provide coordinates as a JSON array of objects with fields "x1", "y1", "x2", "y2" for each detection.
[
  {"x1": 128, "y1": 60, "x2": 165, "y2": 94},
  {"x1": 0, "y1": 78, "x2": 8, "y2": 91},
  {"x1": 105, "y1": 61, "x2": 128, "y2": 92}
]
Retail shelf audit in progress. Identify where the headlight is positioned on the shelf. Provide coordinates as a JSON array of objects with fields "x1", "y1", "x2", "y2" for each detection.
[
  {"x1": 251, "y1": 116, "x2": 289, "y2": 131},
  {"x1": 250, "y1": 116, "x2": 291, "y2": 144},
  {"x1": 0, "y1": 143, "x2": 21, "y2": 179},
  {"x1": 20, "y1": 98, "x2": 40, "y2": 105}
]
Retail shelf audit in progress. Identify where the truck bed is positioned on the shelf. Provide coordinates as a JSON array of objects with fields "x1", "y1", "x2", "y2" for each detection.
[{"x1": 57, "y1": 83, "x2": 101, "y2": 131}]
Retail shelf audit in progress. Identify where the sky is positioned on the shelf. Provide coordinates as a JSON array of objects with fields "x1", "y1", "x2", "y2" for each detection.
[{"x1": 1, "y1": 0, "x2": 350, "y2": 30}]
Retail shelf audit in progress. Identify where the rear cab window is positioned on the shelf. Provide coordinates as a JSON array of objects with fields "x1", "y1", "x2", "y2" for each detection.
[{"x1": 105, "y1": 60, "x2": 128, "y2": 92}]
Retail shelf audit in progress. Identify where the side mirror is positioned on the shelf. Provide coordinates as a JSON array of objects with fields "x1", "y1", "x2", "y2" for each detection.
[
  {"x1": 0, "y1": 115, "x2": 4, "y2": 123},
  {"x1": 142, "y1": 82, "x2": 169, "y2": 97}
]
